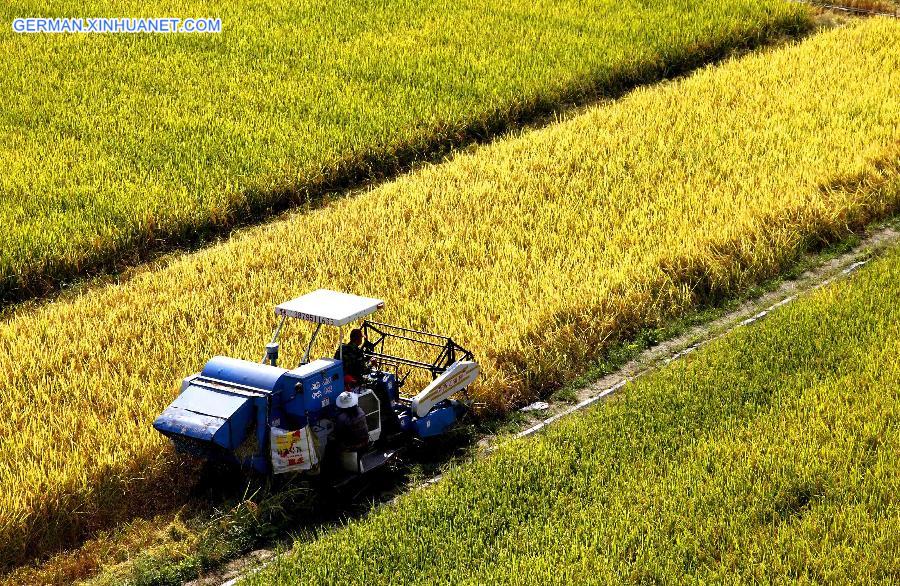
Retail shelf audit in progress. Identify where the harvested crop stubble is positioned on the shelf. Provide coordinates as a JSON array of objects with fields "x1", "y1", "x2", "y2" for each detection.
[
  {"x1": 2, "y1": 18, "x2": 900, "y2": 568},
  {"x1": 245, "y1": 223, "x2": 900, "y2": 585},
  {"x1": 0, "y1": 0, "x2": 809, "y2": 303}
]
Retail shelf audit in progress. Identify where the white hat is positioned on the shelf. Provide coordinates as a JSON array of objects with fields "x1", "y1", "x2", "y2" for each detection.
[{"x1": 336, "y1": 391, "x2": 358, "y2": 409}]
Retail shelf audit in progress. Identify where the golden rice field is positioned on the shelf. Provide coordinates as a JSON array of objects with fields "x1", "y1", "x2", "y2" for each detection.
[
  {"x1": 0, "y1": 0, "x2": 808, "y2": 303},
  {"x1": 1, "y1": 18, "x2": 900, "y2": 568}
]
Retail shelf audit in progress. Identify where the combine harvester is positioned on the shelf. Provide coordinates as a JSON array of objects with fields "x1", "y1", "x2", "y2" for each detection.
[{"x1": 154, "y1": 290, "x2": 480, "y2": 483}]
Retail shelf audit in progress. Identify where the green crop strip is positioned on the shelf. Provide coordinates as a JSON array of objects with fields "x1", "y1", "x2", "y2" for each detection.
[
  {"x1": 0, "y1": 0, "x2": 809, "y2": 303},
  {"x1": 245, "y1": 239, "x2": 900, "y2": 585}
]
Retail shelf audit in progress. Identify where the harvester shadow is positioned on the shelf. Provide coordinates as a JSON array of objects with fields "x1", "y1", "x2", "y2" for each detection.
[{"x1": 183, "y1": 424, "x2": 480, "y2": 571}]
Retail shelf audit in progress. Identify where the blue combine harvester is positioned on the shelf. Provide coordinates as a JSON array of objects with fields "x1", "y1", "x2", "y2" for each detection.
[{"x1": 153, "y1": 290, "x2": 479, "y2": 480}]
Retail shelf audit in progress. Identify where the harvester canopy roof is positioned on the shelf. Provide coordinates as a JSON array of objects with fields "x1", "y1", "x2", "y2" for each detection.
[{"x1": 275, "y1": 289, "x2": 384, "y2": 326}]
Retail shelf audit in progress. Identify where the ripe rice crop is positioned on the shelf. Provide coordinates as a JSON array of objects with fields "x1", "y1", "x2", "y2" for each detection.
[
  {"x1": 0, "y1": 0, "x2": 809, "y2": 303},
  {"x1": 1, "y1": 18, "x2": 900, "y2": 568},
  {"x1": 245, "y1": 229, "x2": 900, "y2": 585}
]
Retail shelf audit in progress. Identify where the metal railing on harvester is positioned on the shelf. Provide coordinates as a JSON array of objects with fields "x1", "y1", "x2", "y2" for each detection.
[{"x1": 360, "y1": 320, "x2": 474, "y2": 390}]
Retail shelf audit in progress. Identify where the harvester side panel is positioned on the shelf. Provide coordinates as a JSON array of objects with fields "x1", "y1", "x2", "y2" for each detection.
[
  {"x1": 286, "y1": 359, "x2": 344, "y2": 417},
  {"x1": 153, "y1": 384, "x2": 256, "y2": 450}
]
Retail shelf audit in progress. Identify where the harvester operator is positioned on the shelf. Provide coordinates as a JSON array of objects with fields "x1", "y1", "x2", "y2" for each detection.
[
  {"x1": 334, "y1": 391, "x2": 369, "y2": 451},
  {"x1": 335, "y1": 328, "x2": 368, "y2": 387}
]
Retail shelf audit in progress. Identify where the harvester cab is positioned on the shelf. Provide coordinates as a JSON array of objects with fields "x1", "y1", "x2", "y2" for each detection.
[{"x1": 153, "y1": 289, "x2": 480, "y2": 481}]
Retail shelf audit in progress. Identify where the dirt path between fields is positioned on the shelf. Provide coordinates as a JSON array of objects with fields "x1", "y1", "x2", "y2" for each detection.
[
  {"x1": 199, "y1": 222, "x2": 899, "y2": 586},
  {"x1": 507, "y1": 225, "x2": 899, "y2": 442}
]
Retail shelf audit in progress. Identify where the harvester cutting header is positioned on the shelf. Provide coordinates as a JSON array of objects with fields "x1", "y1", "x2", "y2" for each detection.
[{"x1": 153, "y1": 290, "x2": 480, "y2": 481}]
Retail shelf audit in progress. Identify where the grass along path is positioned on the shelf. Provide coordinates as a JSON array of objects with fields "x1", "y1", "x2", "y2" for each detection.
[
  {"x1": 245, "y1": 239, "x2": 900, "y2": 585},
  {"x1": 0, "y1": 0, "x2": 809, "y2": 304},
  {"x1": 1, "y1": 18, "x2": 899, "y2": 569}
]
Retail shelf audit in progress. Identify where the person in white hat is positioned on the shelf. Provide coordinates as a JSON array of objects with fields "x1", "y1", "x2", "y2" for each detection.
[{"x1": 334, "y1": 391, "x2": 368, "y2": 451}]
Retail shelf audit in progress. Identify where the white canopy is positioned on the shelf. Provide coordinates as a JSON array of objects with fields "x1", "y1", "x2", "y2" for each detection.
[{"x1": 275, "y1": 289, "x2": 384, "y2": 326}]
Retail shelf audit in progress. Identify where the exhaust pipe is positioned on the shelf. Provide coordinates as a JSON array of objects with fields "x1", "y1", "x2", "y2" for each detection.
[{"x1": 265, "y1": 342, "x2": 279, "y2": 366}]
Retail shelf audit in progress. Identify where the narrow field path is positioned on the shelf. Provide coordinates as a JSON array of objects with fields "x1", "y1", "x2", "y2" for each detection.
[{"x1": 507, "y1": 224, "x2": 899, "y2": 442}]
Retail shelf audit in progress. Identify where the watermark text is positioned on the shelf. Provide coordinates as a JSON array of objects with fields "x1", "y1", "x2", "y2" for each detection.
[{"x1": 12, "y1": 17, "x2": 222, "y2": 34}]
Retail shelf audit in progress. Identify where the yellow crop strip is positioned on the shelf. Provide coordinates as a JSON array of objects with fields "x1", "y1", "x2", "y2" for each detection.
[{"x1": 2, "y1": 19, "x2": 900, "y2": 567}]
